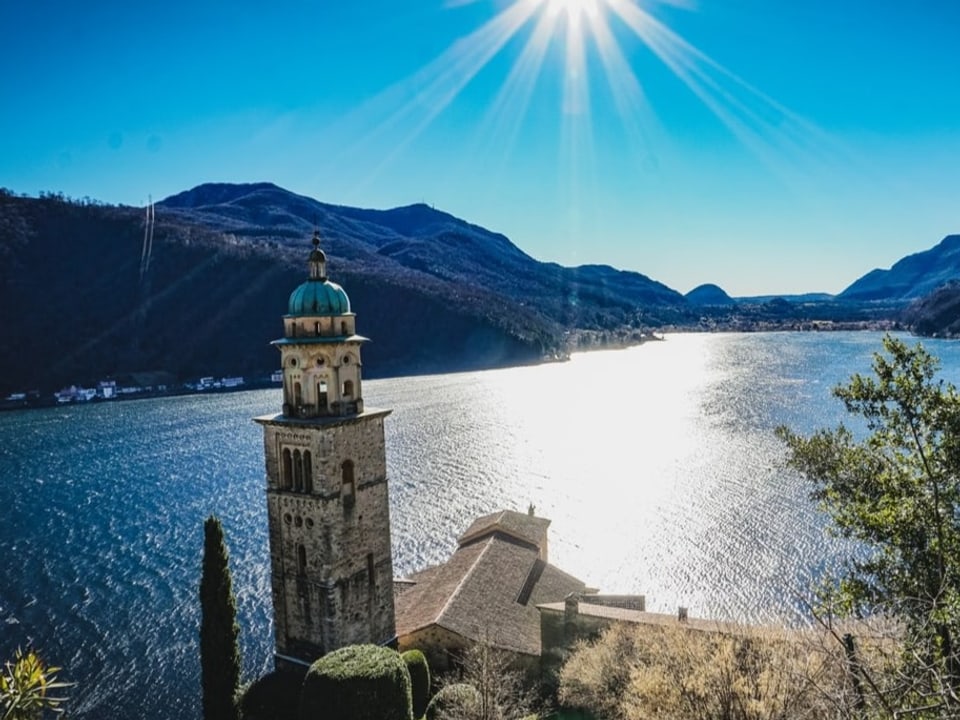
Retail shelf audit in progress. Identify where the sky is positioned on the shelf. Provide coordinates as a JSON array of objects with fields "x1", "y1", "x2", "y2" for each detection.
[{"x1": 2, "y1": 0, "x2": 959, "y2": 296}]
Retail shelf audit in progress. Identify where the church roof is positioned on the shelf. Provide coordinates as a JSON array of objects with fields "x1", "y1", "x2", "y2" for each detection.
[
  {"x1": 394, "y1": 525, "x2": 585, "y2": 657},
  {"x1": 287, "y1": 278, "x2": 350, "y2": 317},
  {"x1": 457, "y1": 510, "x2": 550, "y2": 552},
  {"x1": 286, "y1": 228, "x2": 351, "y2": 317}
]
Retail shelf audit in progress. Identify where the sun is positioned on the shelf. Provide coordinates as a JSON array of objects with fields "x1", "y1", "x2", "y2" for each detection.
[
  {"x1": 338, "y1": 0, "x2": 817, "y2": 188},
  {"x1": 546, "y1": 0, "x2": 602, "y2": 19}
]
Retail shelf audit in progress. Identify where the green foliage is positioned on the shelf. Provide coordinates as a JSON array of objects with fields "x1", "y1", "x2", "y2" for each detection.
[
  {"x1": 400, "y1": 650, "x2": 430, "y2": 719},
  {"x1": 200, "y1": 515, "x2": 242, "y2": 720},
  {"x1": 425, "y1": 683, "x2": 480, "y2": 720},
  {"x1": 237, "y1": 670, "x2": 302, "y2": 720},
  {"x1": 0, "y1": 648, "x2": 71, "y2": 720},
  {"x1": 298, "y1": 645, "x2": 413, "y2": 720},
  {"x1": 778, "y1": 335, "x2": 960, "y2": 713}
]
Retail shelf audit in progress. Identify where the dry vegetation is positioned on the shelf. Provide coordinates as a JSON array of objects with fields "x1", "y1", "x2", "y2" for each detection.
[{"x1": 556, "y1": 618, "x2": 916, "y2": 720}]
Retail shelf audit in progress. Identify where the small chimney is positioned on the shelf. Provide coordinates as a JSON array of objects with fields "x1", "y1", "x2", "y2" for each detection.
[
  {"x1": 564, "y1": 593, "x2": 580, "y2": 642},
  {"x1": 678, "y1": 606, "x2": 688, "y2": 622}
]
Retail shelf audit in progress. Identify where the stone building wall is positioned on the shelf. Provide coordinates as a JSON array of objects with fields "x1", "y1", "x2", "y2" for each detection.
[
  {"x1": 258, "y1": 410, "x2": 395, "y2": 666},
  {"x1": 399, "y1": 626, "x2": 540, "y2": 680}
]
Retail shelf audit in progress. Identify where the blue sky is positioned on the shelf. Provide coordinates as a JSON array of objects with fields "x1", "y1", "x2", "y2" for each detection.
[{"x1": 2, "y1": 0, "x2": 958, "y2": 296}]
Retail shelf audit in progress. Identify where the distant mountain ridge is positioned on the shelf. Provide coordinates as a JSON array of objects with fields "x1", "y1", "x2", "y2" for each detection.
[
  {"x1": 157, "y1": 183, "x2": 687, "y2": 331},
  {"x1": 2, "y1": 181, "x2": 950, "y2": 395},
  {"x1": 841, "y1": 235, "x2": 960, "y2": 301},
  {"x1": 0, "y1": 184, "x2": 688, "y2": 394}
]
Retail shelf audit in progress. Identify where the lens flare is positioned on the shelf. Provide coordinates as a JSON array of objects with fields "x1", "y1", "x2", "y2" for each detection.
[
  {"x1": 321, "y1": 0, "x2": 829, "y2": 195},
  {"x1": 547, "y1": 0, "x2": 601, "y2": 20}
]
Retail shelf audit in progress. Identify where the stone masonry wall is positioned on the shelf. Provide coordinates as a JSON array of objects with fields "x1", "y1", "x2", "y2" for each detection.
[{"x1": 258, "y1": 410, "x2": 395, "y2": 664}]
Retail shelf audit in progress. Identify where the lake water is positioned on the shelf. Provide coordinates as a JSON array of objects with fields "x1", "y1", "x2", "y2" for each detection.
[{"x1": 4, "y1": 331, "x2": 960, "y2": 719}]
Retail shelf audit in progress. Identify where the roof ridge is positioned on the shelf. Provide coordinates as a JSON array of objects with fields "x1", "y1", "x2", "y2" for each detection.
[{"x1": 435, "y1": 536, "x2": 496, "y2": 626}]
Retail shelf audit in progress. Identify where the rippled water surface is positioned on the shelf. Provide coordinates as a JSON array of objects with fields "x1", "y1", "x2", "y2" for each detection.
[{"x1": 5, "y1": 331, "x2": 960, "y2": 719}]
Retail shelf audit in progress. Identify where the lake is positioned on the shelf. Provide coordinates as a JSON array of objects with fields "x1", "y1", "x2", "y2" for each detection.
[{"x1": 3, "y1": 331, "x2": 960, "y2": 719}]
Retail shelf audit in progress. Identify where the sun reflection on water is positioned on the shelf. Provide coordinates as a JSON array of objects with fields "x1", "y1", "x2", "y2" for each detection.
[{"x1": 379, "y1": 333, "x2": 850, "y2": 622}]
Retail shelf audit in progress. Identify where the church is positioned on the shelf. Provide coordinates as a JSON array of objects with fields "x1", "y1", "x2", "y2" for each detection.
[
  {"x1": 254, "y1": 230, "x2": 396, "y2": 671},
  {"x1": 254, "y1": 231, "x2": 599, "y2": 673}
]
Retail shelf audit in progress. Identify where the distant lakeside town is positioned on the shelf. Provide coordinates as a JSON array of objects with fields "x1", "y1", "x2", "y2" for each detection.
[
  {"x1": 2, "y1": 318, "x2": 905, "y2": 414},
  {"x1": 0, "y1": 370, "x2": 285, "y2": 412}
]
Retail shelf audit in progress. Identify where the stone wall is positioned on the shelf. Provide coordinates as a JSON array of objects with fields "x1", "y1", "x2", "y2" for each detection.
[
  {"x1": 399, "y1": 626, "x2": 540, "y2": 681},
  {"x1": 257, "y1": 410, "x2": 396, "y2": 665}
]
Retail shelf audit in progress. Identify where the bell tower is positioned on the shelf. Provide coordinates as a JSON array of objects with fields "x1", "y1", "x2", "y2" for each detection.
[{"x1": 255, "y1": 230, "x2": 396, "y2": 670}]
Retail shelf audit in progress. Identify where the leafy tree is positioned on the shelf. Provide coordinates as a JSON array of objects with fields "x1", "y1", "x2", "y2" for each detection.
[
  {"x1": 0, "y1": 648, "x2": 71, "y2": 720},
  {"x1": 778, "y1": 335, "x2": 960, "y2": 714},
  {"x1": 200, "y1": 515, "x2": 242, "y2": 720}
]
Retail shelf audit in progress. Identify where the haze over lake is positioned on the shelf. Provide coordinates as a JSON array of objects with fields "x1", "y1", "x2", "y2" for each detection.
[{"x1": 5, "y1": 331, "x2": 960, "y2": 719}]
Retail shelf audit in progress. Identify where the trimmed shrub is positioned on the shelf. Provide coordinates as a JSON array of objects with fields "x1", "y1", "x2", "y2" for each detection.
[
  {"x1": 238, "y1": 670, "x2": 302, "y2": 720},
  {"x1": 401, "y1": 650, "x2": 430, "y2": 719},
  {"x1": 425, "y1": 683, "x2": 480, "y2": 720},
  {"x1": 298, "y1": 644, "x2": 413, "y2": 720}
]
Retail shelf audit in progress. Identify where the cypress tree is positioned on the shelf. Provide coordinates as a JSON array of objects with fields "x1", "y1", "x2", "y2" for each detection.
[{"x1": 200, "y1": 515, "x2": 241, "y2": 720}]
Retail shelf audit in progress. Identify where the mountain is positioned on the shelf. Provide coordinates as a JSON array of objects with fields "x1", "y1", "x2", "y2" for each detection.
[
  {"x1": 0, "y1": 185, "x2": 690, "y2": 395},
  {"x1": 733, "y1": 293, "x2": 835, "y2": 304},
  {"x1": 901, "y1": 280, "x2": 960, "y2": 338},
  {"x1": 158, "y1": 183, "x2": 685, "y2": 326},
  {"x1": 685, "y1": 283, "x2": 734, "y2": 306},
  {"x1": 840, "y1": 235, "x2": 960, "y2": 301}
]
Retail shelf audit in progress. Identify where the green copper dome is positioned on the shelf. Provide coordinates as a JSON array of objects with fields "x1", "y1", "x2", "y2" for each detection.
[
  {"x1": 288, "y1": 279, "x2": 351, "y2": 316},
  {"x1": 286, "y1": 229, "x2": 351, "y2": 316}
]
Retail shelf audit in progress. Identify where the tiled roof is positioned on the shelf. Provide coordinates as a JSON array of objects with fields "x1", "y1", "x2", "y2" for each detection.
[
  {"x1": 536, "y1": 601, "x2": 742, "y2": 634},
  {"x1": 457, "y1": 510, "x2": 550, "y2": 551},
  {"x1": 395, "y1": 533, "x2": 584, "y2": 656}
]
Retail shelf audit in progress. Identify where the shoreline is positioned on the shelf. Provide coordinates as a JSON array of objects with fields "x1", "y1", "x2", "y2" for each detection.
[{"x1": 0, "y1": 324, "x2": 921, "y2": 415}]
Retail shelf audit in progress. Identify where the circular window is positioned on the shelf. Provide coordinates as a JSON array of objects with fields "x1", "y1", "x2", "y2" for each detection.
[
  {"x1": 290, "y1": 357, "x2": 298, "y2": 367},
  {"x1": 284, "y1": 513, "x2": 292, "y2": 524},
  {"x1": 305, "y1": 518, "x2": 314, "y2": 528},
  {"x1": 343, "y1": 356, "x2": 350, "y2": 365},
  {"x1": 316, "y1": 358, "x2": 325, "y2": 366}
]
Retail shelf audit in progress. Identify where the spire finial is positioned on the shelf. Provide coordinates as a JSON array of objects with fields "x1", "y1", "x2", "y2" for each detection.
[{"x1": 308, "y1": 229, "x2": 327, "y2": 281}]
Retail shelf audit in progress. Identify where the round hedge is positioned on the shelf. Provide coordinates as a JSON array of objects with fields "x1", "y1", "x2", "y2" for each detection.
[
  {"x1": 298, "y1": 644, "x2": 413, "y2": 720},
  {"x1": 400, "y1": 650, "x2": 431, "y2": 719},
  {"x1": 238, "y1": 670, "x2": 303, "y2": 720},
  {"x1": 425, "y1": 683, "x2": 480, "y2": 720}
]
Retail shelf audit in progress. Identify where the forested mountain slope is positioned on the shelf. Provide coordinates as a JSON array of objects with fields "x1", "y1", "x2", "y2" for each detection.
[{"x1": 0, "y1": 185, "x2": 688, "y2": 394}]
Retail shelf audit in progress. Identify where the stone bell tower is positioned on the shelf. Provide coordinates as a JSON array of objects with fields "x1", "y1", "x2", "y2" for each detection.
[{"x1": 255, "y1": 230, "x2": 395, "y2": 670}]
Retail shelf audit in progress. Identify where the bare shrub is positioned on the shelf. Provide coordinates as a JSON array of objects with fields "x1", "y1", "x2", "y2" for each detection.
[
  {"x1": 559, "y1": 620, "x2": 856, "y2": 720},
  {"x1": 433, "y1": 641, "x2": 541, "y2": 720}
]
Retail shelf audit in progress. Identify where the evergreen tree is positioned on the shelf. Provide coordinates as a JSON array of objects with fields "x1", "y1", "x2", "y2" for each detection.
[
  {"x1": 200, "y1": 515, "x2": 241, "y2": 720},
  {"x1": 779, "y1": 336, "x2": 960, "y2": 713}
]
